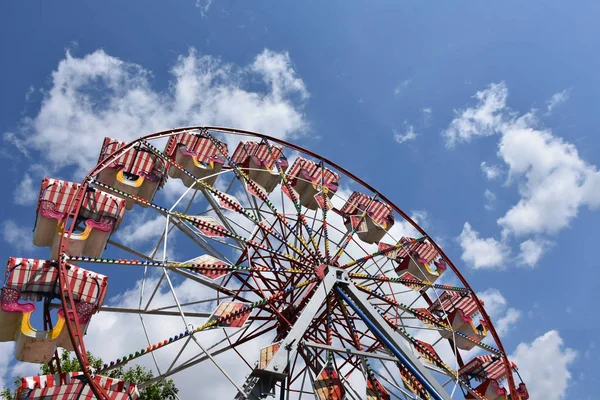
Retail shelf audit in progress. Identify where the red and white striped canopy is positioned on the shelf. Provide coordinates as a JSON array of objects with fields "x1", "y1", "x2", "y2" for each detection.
[
  {"x1": 164, "y1": 132, "x2": 227, "y2": 164},
  {"x1": 37, "y1": 178, "x2": 125, "y2": 224},
  {"x1": 378, "y1": 237, "x2": 439, "y2": 263},
  {"x1": 428, "y1": 291, "x2": 480, "y2": 319},
  {"x1": 230, "y1": 141, "x2": 286, "y2": 170},
  {"x1": 98, "y1": 137, "x2": 166, "y2": 182},
  {"x1": 340, "y1": 192, "x2": 394, "y2": 227},
  {"x1": 18, "y1": 372, "x2": 138, "y2": 400},
  {"x1": 4, "y1": 257, "x2": 108, "y2": 305},
  {"x1": 285, "y1": 157, "x2": 340, "y2": 188},
  {"x1": 459, "y1": 355, "x2": 509, "y2": 382}
]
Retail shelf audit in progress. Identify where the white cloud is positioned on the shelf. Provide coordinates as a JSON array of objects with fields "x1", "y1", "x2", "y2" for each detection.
[
  {"x1": 497, "y1": 116, "x2": 600, "y2": 236},
  {"x1": 546, "y1": 89, "x2": 570, "y2": 115},
  {"x1": 477, "y1": 288, "x2": 507, "y2": 317},
  {"x1": 195, "y1": 0, "x2": 213, "y2": 17},
  {"x1": 24, "y1": 86, "x2": 35, "y2": 102},
  {"x1": 2, "y1": 220, "x2": 35, "y2": 252},
  {"x1": 4, "y1": 48, "x2": 309, "y2": 178},
  {"x1": 517, "y1": 238, "x2": 551, "y2": 267},
  {"x1": 393, "y1": 124, "x2": 418, "y2": 144},
  {"x1": 511, "y1": 330, "x2": 577, "y2": 400},
  {"x1": 393, "y1": 79, "x2": 411, "y2": 96},
  {"x1": 477, "y1": 288, "x2": 521, "y2": 337},
  {"x1": 1, "y1": 343, "x2": 44, "y2": 391},
  {"x1": 480, "y1": 161, "x2": 502, "y2": 180},
  {"x1": 484, "y1": 189, "x2": 496, "y2": 210},
  {"x1": 0, "y1": 343, "x2": 13, "y2": 391},
  {"x1": 444, "y1": 82, "x2": 600, "y2": 239},
  {"x1": 251, "y1": 50, "x2": 308, "y2": 102},
  {"x1": 12, "y1": 173, "x2": 37, "y2": 206},
  {"x1": 158, "y1": 177, "x2": 193, "y2": 205},
  {"x1": 442, "y1": 82, "x2": 507, "y2": 147},
  {"x1": 496, "y1": 308, "x2": 522, "y2": 336},
  {"x1": 458, "y1": 222, "x2": 508, "y2": 269},
  {"x1": 410, "y1": 210, "x2": 428, "y2": 229},
  {"x1": 115, "y1": 214, "x2": 167, "y2": 248}
]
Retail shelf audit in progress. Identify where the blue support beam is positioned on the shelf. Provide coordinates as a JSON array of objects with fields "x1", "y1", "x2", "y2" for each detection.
[{"x1": 335, "y1": 286, "x2": 447, "y2": 400}]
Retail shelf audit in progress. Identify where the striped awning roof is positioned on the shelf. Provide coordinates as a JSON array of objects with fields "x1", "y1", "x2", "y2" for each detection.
[
  {"x1": 18, "y1": 372, "x2": 138, "y2": 400},
  {"x1": 378, "y1": 237, "x2": 439, "y2": 263},
  {"x1": 98, "y1": 137, "x2": 166, "y2": 183},
  {"x1": 37, "y1": 178, "x2": 125, "y2": 225},
  {"x1": 164, "y1": 132, "x2": 227, "y2": 163},
  {"x1": 4, "y1": 257, "x2": 107, "y2": 305},
  {"x1": 428, "y1": 291, "x2": 480, "y2": 318},
  {"x1": 340, "y1": 192, "x2": 394, "y2": 227},
  {"x1": 230, "y1": 141, "x2": 286, "y2": 170},
  {"x1": 459, "y1": 355, "x2": 510, "y2": 382},
  {"x1": 285, "y1": 157, "x2": 340, "y2": 188}
]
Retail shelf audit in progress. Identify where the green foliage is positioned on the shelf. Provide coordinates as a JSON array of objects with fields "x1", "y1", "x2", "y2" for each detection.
[
  {"x1": 0, "y1": 388, "x2": 13, "y2": 400},
  {"x1": 0, "y1": 377, "x2": 21, "y2": 400},
  {"x1": 1, "y1": 351, "x2": 178, "y2": 400}
]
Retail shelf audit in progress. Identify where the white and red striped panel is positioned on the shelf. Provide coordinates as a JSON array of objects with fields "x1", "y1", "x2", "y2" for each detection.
[
  {"x1": 5, "y1": 258, "x2": 108, "y2": 305},
  {"x1": 414, "y1": 339, "x2": 441, "y2": 364},
  {"x1": 428, "y1": 291, "x2": 479, "y2": 318},
  {"x1": 18, "y1": 372, "x2": 138, "y2": 400},
  {"x1": 378, "y1": 237, "x2": 439, "y2": 262},
  {"x1": 459, "y1": 355, "x2": 507, "y2": 381},
  {"x1": 285, "y1": 157, "x2": 340, "y2": 187},
  {"x1": 314, "y1": 367, "x2": 344, "y2": 400},
  {"x1": 187, "y1": 254, "x2": 229, "y2": 280},
  {"x1": 207, "y1": 302, "x2": 251, "y2": 328},
  {"x1": 37, "y1": 178, "x2": 125, "y2": 222},
  {"x1": 164, "y1": 132, "x2": 227, "y2": 163},
  {"x1": 340, "y1": 192, "x2": 394, "y2": 227},
  {"x1": 230, "y1": 141, "x2": 285, "y2": 170},
  {"x1": 366, "y1": 376, "x2": 390, "y2": 400},
  {"x1": 99, "y1": 137, "x2": 166, "y2": 180},
  {"x1": 396, "y1": 237, "x2": 439, "y2": 262}
]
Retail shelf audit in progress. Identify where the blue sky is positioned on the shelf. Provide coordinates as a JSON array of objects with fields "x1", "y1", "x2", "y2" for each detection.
[{"x1": 1, "y1": 1, "x2": 599, "y2": 398}]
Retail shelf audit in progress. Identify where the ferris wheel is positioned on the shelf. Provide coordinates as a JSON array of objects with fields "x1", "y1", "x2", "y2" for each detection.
[{"x1": 0, "y1": 127, "x2": 530, "y2": 400}]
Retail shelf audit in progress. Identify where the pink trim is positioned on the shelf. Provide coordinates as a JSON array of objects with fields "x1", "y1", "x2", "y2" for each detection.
[
  {"x1": 180, "y1": 148, "x2": 196, "y2": 158},
  {"x1": 1, "y1": 288, "x2": 35, "y2": 313},
  {"x1": 490, "y1": 378, "x2": 508, "y2": 395},
  {"x1": 85, "y1": 216, "x2": 115, "y2": 232},
  {"x1": 517, "y1": 383, "x2": 529, "y2": 399},
  {"x1": 56, "y1": 302, "x2": 94, "y2": 324},
  {"x1": 140, "y1": 169, "x2": 163, "y2": 183},
  {"x1": 39, "y1": 200, "x2": 67, "y2": 221},
  {"x1": 434, "y1": 260, "x2": 447, "y2": 272},
  {"x1": 250, "y1": 155, "x2": 270, "y2": 168},
  {"x1": 453, "y1": 308, "x2": 473, "y2": 324},
  {"x1": 209, "y1": 156, "x2": 226, "y2": 165}
]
